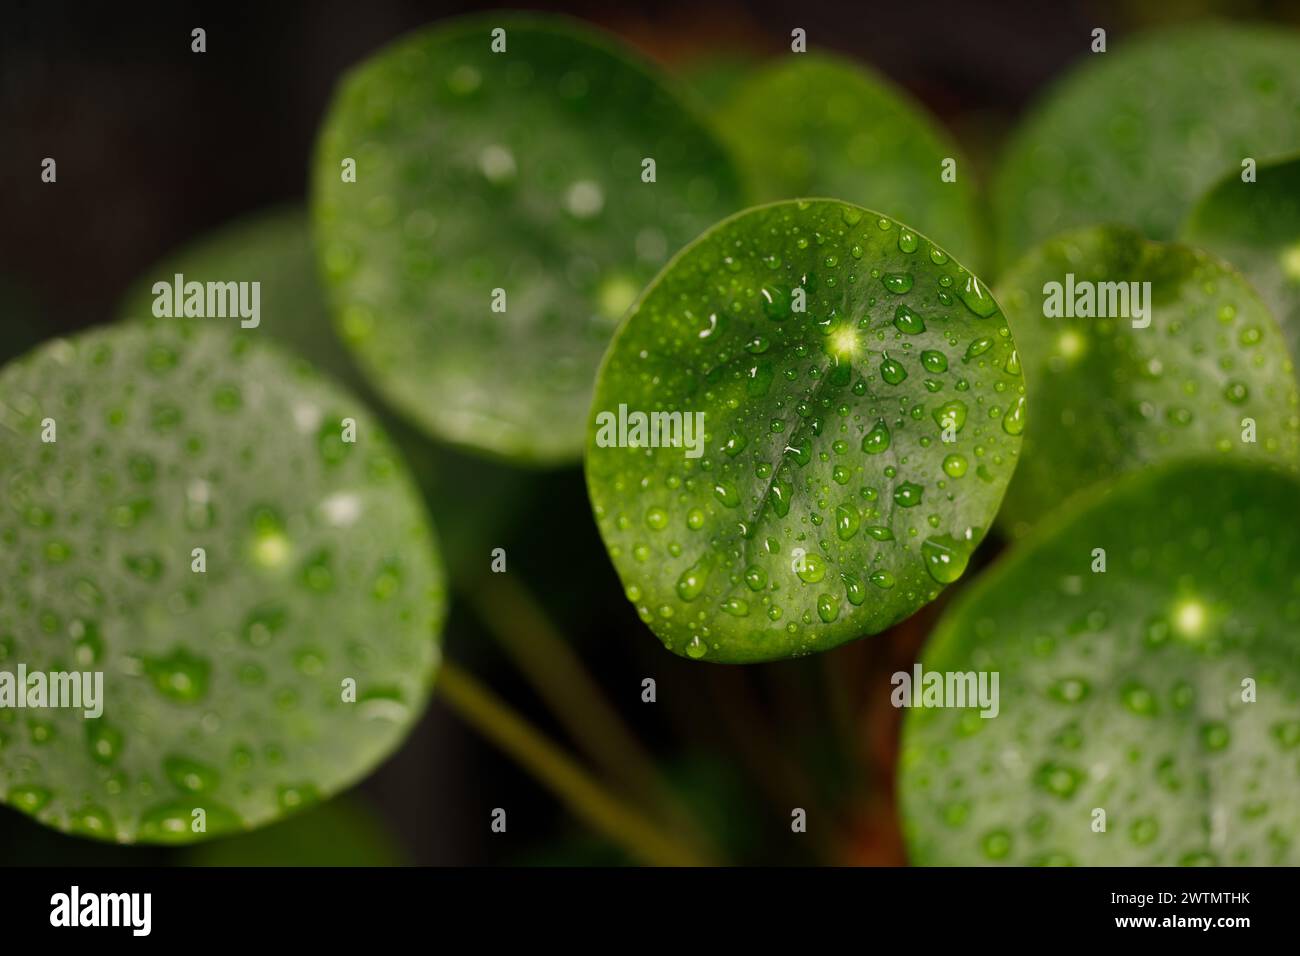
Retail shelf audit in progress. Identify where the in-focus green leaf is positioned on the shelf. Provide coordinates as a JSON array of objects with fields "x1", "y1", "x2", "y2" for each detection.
[
  {"x1": 0, "y1": 321, "x2": 445, "y2": 843},
  {"x1": 312, "y1": 14, "x2": 744, "y2": 464},
  {"x1": 995, "y1": 225, "x2": 1300, "y2": 537},
  {"x1": 1182, "y1": 154, "x2": 1300, "y2": 366},
  {"x1": 901, "y1": 460, "x2": 1300, "y2": 866},
  {"x1": 717, "y1": 54, "x2": 982, "y2": 268},
  {"x1": 586, "y1": 200, "x2": 1022, "y2": 664},
  {"x1": 117, "y1": 207, "x2": 531, "y2": 577},
  {"x1": 994, "y1": 23, "x2": 1300, "y2": 269}
]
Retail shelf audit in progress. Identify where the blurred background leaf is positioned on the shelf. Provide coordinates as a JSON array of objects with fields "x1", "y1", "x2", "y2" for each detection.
[
  {"x1": 901, "y1": 460, "x2": 1300, "y2": 865},
  {"x1": 1182, "y1": 153, "x2": 1300, "y2": 371},
  {"x1": 310, "y1": 14, "x2": 744, "y2": 465},
  {"x1": 994, "y1": 225, "x2": 1300, "y2": 537},
  {"x1": 993, "y1": 22, "x2": 1300, "y2": 271},
  {"x1": 716, "y1": 54, "x2": 984, "y2": 270}
]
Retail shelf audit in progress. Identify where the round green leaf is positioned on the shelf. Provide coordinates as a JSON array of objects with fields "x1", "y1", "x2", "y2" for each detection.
[
  {"x1": 900, "y1": 460, "x2": 1300, "y2": 866},
  {"x1": 119, "y1": 207, "x2": 369, "y2": 393},
  {"x1": 995, "y1": 225, "x2": 1300, "y2": 537},
  {"x1": 586, "y1": 199, "x2": 1023, "y2": 664},
  {"x1": 116, "y1": 207, "x2": 531, "y2": 576},
  {"x1": 0, "y1": 320, "x2": 445, "y2": 843},
  {"x1": 717, "y1": 54, "x2": 982, "y2": 269},
  {"x1": 1183, "y1": 154, "x2": 1300, "y2": 366},
  {"x1": 311, "y1": 14, "x2": 744, "y2": 464},
  {"x1": 993, "y1": 23, "x2": 1300, "y2": 270}
]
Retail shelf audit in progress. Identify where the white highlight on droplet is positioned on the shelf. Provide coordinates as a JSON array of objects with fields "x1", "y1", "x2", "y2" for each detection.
[
  {"x1": 293, "y1": 402, "x2": 323, "y2": 433},
  {"x1": 320, "y1": 491, "x2": 363, "y2": 527},
  {"x1": 565, "y1": 180, "x2": 604, "y2": 219},
  {"x1": 479, "y1": 145, "x2": 516, "y2": 184}
]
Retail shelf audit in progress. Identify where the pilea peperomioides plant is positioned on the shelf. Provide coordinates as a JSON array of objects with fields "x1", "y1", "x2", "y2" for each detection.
[
  {"x1": 6, "y1": 10, "x2": 1300, "y2": 869},
  {"x1": 585, "y1": 200, "x2": 1023, "y2": 663}
]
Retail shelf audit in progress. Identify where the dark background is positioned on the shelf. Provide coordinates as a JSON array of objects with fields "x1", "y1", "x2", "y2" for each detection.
[{"x1": 2, "y1": 0, "x2": 1298, "y2": 866}]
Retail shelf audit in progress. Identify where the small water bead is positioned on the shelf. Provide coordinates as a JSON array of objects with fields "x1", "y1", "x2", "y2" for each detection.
[
  {"x1": 645, "y1": 507, "x2": 668, "y2": 530},
  {"x1": 1049, "y1": 677, "x2": 1090, "y2": 704},
  {"x1": 893, "y1": 304, "x2": 926, "y2": 335},
  {"x1": 832, "y1": 465, "x2": 851, "y2": 485},
  {"x1": 761, "y1": 285, "x2": 792, "y2": 320},
  {"x1": 880, "y1": 355, "x2": 908, "y2": 385},
  {"x1": 933, "y1": 400, "x2": 967, "y2": 432},
  {"x1": 686, "y1": 508, "x2": 705, "y2": 530},
  {"x1": 921, "y1": 350, "x2": 948, "y2": 373},
  {"x1": 893, "y1": 482, "x2": 923, "y2": 507},
  {"x1": 1129, "y1": 817, "x2": 1159, "y2": 846},
  {"x1": 685, "y1": 636, "x2": 707, "y2": 659},
  {"x1": 164, "y1": 755, "x2": 220, "y2": 793},
  {"x1": 124, "y1": 553, "x2": 164, "y2": 581},
  {"x1": 87, "y1": 722, "x2": 124, "y2": 764},
  {"x1": 865, "y1": 526, "x2": 894, "y2": 540},
  {"x1": 721, "y1": 598, "x2": 750, "y2": 617},
  {"x1": 713, "y1": 481, "x2": 740, "y2": 507},
  {"x1": 1035, "y1": 761, "x2": 1084, "y2": 798},
  {"x1": 1001, "y1": 395, "x2": 1027, "y2": 435},
  {"x1": 881, "y1": 273, "x2": 914, "y2": 294},
  {"x1": 1223, "y1": 380, "x2": 1249, "y2": 404},
  {"x1": 769, "y1": 480, "x2": 793, "y2": 517},
  {"x1": 142, "y1": 647, "x2": 211, "y2": 703},
  {"x1": 963, "y1": 337, "x2": 994, "y2": 361},
  {"x1": 942, "y1": 454, "x2": 968, "y2": 478},
  {"x1": 722, "y1": 432, "x2": 747, "y2": 457},
  {"x1": 8, "y1": 786, "x2": 52, "y2": 814},
  {"x1": 835, "y1": 504, "x2": 860, "y2": 541},
  {"x1": 675, "y1": 558, "x2": 710, "y2": 601},
  {"x1": 921, "y1": 534, "x2": 970, "y2": 584},
  {"x1": 1121, "y1": 681, "x2": 1159, "y2": 716},
  {"x1": 1272, "y1": 720, "x2": 1300, "y2": 749},
  {"x1": 862, "y1": 420, "x2": 891, "y2": 454},
  {"x1": 869, "y1": 569, "x2": 895, "y2": 589},
  {"x1": 816, "y1": 594, "x2": 840, "y2": 623},
  {"x1": 929, "y1": 246, "x2": 949, "y2": 265},
  {"x1": 898, "y1": 231, "x2": 919, "y2": 254},
  {"x1": 958, "y1": 274, "x2": 998, "y2": 317},
  {"x1": 1200, "y1": 721, "x2": 1230, "y2": 751},
  {"x1": 69, "y1": 805, "x2": 115, "y2": 838},
  {"x1": 797, "y1": 553, "x2": 827, "y2": 584}
]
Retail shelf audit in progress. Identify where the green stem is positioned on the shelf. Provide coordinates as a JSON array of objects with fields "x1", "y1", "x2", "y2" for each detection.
[
  {"x1": 436, "y1": 661, "x2": 713, "y2": 867},
  {"x1": 462, "y1": 574, "x2": 707, "y2": 841}
]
